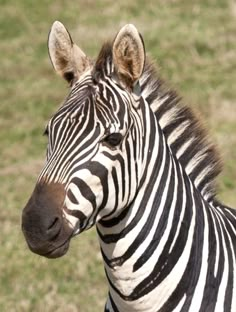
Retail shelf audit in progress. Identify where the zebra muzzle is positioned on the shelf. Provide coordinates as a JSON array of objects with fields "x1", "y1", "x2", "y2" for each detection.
[{"x1": 21, "y1": 181, "x2": 73, "y2": 258}]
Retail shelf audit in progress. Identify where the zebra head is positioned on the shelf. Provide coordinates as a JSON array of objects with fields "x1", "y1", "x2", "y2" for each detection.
[{"x1": 22, "y1": 22, "x2": 147, "y2": 258}]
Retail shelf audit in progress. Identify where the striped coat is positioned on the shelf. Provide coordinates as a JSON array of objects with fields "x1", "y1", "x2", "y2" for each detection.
[{"x1": 22, "y1": 22, "x2": 236, "y2": 311}]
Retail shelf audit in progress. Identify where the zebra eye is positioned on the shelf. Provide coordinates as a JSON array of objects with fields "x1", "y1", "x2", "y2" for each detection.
[{"x1": 104, "y1": 133, "x2": 123, "y2": 147}]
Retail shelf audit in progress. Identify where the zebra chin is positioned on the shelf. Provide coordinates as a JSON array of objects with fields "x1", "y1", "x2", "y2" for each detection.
[
  {"x1": 21, "y1": 181, "x2": 74, "y2": 259},
  {"x1": 25, "y1": 235, "x2": 71, "y2": 259}
]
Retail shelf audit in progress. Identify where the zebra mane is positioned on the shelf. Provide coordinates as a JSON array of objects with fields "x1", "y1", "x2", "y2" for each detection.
[
  {"x1": 94, "y1": 43, "x2": 222, "y2": 201},
  {"x1": 140, "y1": 61, "x2": 222, "y2": 201}
]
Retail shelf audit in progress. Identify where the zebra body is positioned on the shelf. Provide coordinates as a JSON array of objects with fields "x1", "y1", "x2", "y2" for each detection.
[{"x1": 22, "y1": 22, "x2": 236, "y2": 311}]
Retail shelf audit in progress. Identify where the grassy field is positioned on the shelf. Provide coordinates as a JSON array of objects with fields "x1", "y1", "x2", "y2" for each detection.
[{"x1": 0, "y1": 0, "x2": 235, "y2": 311}]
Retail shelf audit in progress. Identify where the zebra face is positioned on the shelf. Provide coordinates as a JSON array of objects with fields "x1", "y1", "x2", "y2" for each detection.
[{"x1": 22, "y1": 22, "x2": 145, "y2": 258}]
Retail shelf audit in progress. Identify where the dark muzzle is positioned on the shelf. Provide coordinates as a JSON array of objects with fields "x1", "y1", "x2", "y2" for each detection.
[{"x1": 22, "y1": 181, "x2": 73, "y2": 258}]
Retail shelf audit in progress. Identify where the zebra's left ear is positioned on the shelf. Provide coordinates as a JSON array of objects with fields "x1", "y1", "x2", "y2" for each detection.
[{"x1": 112, "y1": 24, "x2": 145, "y2": 90}]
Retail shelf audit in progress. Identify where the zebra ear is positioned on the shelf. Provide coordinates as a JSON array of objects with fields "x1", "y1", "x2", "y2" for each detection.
[
  {"x1": 48, "y1": 21, "x2": 90, "y2": 84},
  {"x1": 112, "y1": 24, "x2": 145, "y2": 90}
]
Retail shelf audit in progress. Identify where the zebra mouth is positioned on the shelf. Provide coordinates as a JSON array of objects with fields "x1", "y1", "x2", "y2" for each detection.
[
  {"x1": 24, "y1": 234, "x2": 72, "y2": 259},
  {"x1": 43, "y1": 239, "x2": 71, "y2": 259}
]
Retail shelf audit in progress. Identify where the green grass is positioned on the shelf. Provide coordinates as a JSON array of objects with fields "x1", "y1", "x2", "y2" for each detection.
[{"x1": 0, "y1": 0, "x2": 235, "y2": 311}]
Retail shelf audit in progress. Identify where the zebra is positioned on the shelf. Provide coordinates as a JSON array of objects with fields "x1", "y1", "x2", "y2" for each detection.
[{"x1": 22, "y1": 21, "x2": 236, "y2": 311}]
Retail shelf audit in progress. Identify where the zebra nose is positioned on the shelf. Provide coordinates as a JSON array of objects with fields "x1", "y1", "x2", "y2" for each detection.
[
  {"x1": 22, "y1": 181, "x2": 74, "y2": 258},
  {"x1": 45, "y1": 216, "x2": 61, "y2": 239},
  {"x1": 22, "y1": 204, "x2": 62, "y2": 241},
  {"x1": 22, "y1": 181, "x2": 67, "y2": 248}
]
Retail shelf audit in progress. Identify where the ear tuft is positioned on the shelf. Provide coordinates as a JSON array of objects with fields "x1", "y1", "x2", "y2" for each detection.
[
  {"x1": 112, "y1": 24, "x2": 145, "y2": 90},
  {"x1": 48, "y1": 21, "x2": 90, "y2": 84}
]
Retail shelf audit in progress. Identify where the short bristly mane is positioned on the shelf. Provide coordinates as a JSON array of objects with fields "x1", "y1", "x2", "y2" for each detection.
[
  {"x1": 140, "y1": 61, "x2": 222, "y2": 202},
  {"x1": 94, "y1": 43, "x2": 222, "y2": 202}
]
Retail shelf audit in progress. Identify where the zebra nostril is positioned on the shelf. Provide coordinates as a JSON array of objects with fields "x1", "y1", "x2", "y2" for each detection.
[{"x1": 46, "y1": 216, "x2": 61, "y2": 239}]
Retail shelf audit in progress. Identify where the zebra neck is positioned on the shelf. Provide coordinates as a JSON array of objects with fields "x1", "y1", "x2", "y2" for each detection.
[{"x1": 96, "y1": 122, "x2": 202, "y2": 305}]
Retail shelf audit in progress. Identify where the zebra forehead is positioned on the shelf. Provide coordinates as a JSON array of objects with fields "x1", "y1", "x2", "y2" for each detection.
[
  {"x1": 50, "y1": 83, "x2": 94, "y2": 123},
  {"x1": 92, "y1": 41, "x2": 113, "y2": 80}
]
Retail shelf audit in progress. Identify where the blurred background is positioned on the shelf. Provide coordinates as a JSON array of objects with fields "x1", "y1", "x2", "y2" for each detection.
[{"x1": 0, "y1": 0, "x2": 235, "y2": 311}]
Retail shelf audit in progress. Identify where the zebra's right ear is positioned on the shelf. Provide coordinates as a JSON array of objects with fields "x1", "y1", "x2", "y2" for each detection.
[{"x1": 48, "y1": 21, "x2": 90, "y2": 84}]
